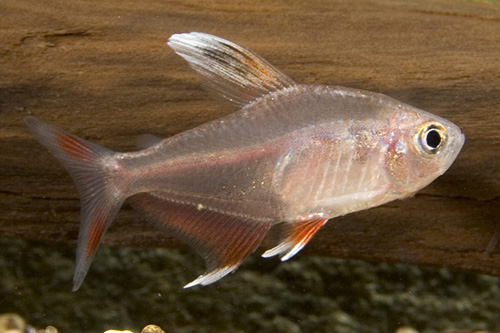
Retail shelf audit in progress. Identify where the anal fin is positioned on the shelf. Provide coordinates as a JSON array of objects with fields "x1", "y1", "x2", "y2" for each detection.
[
  {"x1": 130, "y1": 193, "x2": 272, "y2": 288},
  {"x1": 262, "y1": 218, "x2": 328, "y2": 261}
]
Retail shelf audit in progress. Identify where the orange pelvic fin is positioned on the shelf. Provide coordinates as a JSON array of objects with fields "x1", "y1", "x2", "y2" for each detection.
[
  {"x1": 262, "y1": 218, "x2": 328, "y2": 261},
  {"x1": 130, "y1": 193, "x2": 272, "y2": 288}
]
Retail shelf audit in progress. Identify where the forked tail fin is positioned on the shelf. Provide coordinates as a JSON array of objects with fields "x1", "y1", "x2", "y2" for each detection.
[{"x1": 25, "y1": 117, "x2": 126, "y2": 291}]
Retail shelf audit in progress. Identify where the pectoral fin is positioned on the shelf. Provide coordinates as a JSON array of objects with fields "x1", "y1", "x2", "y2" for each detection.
[
  {"x1": 168, "y1": 32, "x2": 296, "y2": 106},
  {"x1": 130, "y1": 193, "x2": 272, "y2": 288}
]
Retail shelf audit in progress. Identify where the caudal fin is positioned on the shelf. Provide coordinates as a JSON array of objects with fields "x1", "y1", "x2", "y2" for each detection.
[{"x1": 25, "y1": 117, "x2": 125, "y2": 291}]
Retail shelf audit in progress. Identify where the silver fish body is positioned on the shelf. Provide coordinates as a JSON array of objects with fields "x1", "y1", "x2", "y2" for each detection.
[
  {"x1": 25, "y1": 32, "x2": 464, "y2": 290},
  {"x1": 122, "y1": 85, "x2": 463, "y2": 222}
]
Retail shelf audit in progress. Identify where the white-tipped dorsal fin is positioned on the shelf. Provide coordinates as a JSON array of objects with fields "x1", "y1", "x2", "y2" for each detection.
[{"x1": 168, "y1": 32, "x2": 296, "y2": 107}]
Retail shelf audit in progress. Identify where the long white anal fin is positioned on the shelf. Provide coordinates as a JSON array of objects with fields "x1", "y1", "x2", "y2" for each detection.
[
  {"x1": 184, "y1": 266, "x2": 237, "y2": 289},
  {"x1": 168, "y1": 32, "x2": 296, "y2": 106},
  {"x1": 129, "y1": 193, "x2": 272, "y2": 288},
  {"x1": 262, "y1": 218, "x2": 328, "y2": 261}
]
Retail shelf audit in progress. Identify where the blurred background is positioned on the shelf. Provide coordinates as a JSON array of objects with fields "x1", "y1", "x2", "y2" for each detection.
[
  {"x1": 1, "y1": 0, "x2": 499, "y2": 332},
  {"x1": 1, "y1": 237, "x2": 500, "y2": 332}
]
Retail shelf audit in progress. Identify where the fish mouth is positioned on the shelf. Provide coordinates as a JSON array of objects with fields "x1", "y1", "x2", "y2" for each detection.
[
  {"x1": 455, "y1": 132, "x2": 466, "y2": 156},
  {"x1": 441, "y1": 131, "x2": 465, "y2": 173}
]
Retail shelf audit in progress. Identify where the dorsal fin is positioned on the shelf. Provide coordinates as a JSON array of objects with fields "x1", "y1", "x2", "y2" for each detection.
[{"x1": 168, "y1": 32, "x2": 296, "y2": 106}]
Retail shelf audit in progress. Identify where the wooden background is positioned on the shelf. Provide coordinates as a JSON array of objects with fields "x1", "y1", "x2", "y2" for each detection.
[{"x1": 1, "y1": 0, "x2": 499, "y2": 276}]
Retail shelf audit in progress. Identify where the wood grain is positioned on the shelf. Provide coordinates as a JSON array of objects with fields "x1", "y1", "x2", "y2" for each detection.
[{"x1": 1, "y1": 0, "x2": 499, "y2": 276}]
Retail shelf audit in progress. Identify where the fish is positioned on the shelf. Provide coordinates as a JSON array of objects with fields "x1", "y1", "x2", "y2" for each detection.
[{"x1": 25, "y1": 32, "x2": 465, "y2": 290}]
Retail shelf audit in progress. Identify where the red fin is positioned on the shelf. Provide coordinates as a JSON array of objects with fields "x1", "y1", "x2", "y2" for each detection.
[
  {"x1": 25, "y1": 117, "x2": 124, "y2": 291},
  {"x1": 262, "y1": 218, "x2": 328, "y2": 261},
  {"x1": 72, "y1": 200, "x2": 123, "y2": 291},
  {"x1": 56, "y1": 132, "x2": 95, "y2": 160},
  {"x1": 130, "y1": 193, "x2": 272, "y2": 288}
]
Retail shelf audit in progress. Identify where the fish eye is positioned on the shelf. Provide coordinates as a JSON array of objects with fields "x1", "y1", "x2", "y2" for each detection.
[
  {"x1": 415, "y1": 122, "x2": 447, "y2": 156},
  {"x1": 426, "y1": 129, "x2": 441, "y2": 148}
]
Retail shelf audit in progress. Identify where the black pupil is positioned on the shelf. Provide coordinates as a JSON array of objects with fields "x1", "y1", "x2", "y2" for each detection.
[{"x1": 426, "y1": 129, "x2": 441, "y2": 149}]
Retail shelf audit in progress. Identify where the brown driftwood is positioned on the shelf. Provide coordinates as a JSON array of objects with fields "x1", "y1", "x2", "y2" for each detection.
[{"x1": 1, "y1": 0, "x2": 499, "y2": 276}]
